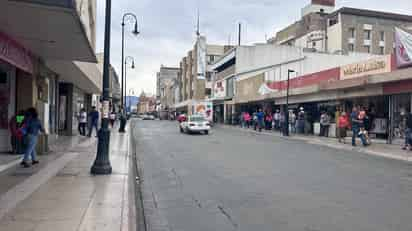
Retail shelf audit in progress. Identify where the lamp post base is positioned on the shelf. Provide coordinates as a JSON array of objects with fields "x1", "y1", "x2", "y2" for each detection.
[{"x1": 91, "y1": 127, "x2": 112, "y2": 175}]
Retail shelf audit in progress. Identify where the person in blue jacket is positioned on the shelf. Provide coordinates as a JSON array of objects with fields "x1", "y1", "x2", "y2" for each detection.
[
  {"x1": 88, "y1": 106, "x2": 99, "y2": 137},
  {"x1": 21, "y1": 108, "x2": 44, "y2": 168}
]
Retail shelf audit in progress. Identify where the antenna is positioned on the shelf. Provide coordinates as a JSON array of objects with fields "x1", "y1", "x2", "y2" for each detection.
[
  {"x1": 238, "y1": 23, "x2": 241, "y2": 46},
  {"x1": 196, "y1": 9, "x2": 200, "y2": 36}
]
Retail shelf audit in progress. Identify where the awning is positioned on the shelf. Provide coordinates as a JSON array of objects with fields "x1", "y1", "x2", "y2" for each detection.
[
  {"x1": 0, "y1": 1, "x2": 96, "y2": 62},
  {"x1": 46, "y1": 60, "x2": 102, "y2": 94}
]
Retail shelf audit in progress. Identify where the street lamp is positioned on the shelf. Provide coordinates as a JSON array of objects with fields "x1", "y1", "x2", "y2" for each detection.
[
  {"x1": 91, "y1": 0, "x2": 112, "y2": 175},
  {"x1": 121, "y1": 13, "x2": 139, "y2": 111},
  {"x1": 283, "y1": 69, "x2": 295, "y2": 137},
  {"x1": 124, "y1": 56, "x2": 135, "y2": 110}
]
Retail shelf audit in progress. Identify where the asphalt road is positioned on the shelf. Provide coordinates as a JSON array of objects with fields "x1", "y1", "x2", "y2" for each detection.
[{"x1": 131, "y1": 120, "x2": 412, "y2": 231}]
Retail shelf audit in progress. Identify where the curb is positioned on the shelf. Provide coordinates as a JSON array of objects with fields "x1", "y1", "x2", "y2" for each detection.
[{"x1": 220, "y1": 125, "x2": 412, "y2": 163}]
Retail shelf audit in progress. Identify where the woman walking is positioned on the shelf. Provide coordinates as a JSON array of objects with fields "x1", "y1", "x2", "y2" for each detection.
[{"x1": 21, "y1": 108, "x2": 44, "y2": 168}]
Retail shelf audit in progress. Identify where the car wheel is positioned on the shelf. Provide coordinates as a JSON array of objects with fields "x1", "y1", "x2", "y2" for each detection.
[
  {"x1": 180, "y1": 127, "x2": 184, "y2": 133},
  {"x1": 204, "y1": 130, "x2": 209, "y2": 135}
]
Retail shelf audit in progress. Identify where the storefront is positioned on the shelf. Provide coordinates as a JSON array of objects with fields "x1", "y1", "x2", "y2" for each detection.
[
  {"x1": 0, "y1": 60, "x2": 16, "y2": 152},
  {"x1": 0, "y1": 31, "x2": 34, "y2": 153},
  {"x1": 58, "y1": 83, "x2": 89, "y2": 136}
]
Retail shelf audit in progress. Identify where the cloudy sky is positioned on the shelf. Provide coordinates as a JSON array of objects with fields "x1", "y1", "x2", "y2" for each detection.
[{"x1": 95, "y1": 0, "x2": 412, "y2": 95}]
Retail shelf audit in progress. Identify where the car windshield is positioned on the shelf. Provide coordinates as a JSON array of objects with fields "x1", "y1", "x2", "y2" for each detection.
[{"x1": 190, "y1": 116, "x2": 206, "y2": 122}]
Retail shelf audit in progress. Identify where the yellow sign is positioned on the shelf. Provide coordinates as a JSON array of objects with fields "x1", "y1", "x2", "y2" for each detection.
[{"x1": 341, "y1": 55, "x2": 391, "y2": 80}]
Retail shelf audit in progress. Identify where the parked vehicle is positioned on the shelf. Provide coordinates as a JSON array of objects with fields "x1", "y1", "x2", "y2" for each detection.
[
  {"x1": 142, "y1": 114, "x2": 155, "y2": 120},
  {"x1": 180, "y1": 115, "x2": 211, "y2": 135}
]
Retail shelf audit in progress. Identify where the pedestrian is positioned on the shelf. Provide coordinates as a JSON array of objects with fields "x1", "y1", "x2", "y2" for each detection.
[
  {"x1": 297, "y1": 107, "x2": 305, "y2": 134},
  {"x1": 279, "y1": 111, "x2": 286, "y2": 134},
  {"x1": 20, "y1": 108, "x2": 44, "y2": 168},
  {"x1": 274, "y1": 109, "x2": 281, "y2": 131},
  {"x1": 253, "y1": 112, "x2": 258, "y2": 130},
  {"x1": 109, "y1": 110, "x2": 116, "y2": 128},
  {"x1": 256, "y1": 109, "x2": 264, "y2": 132},
  {"x1": 78, "y1": 108, "x2": 87, "y2": 136},
  {"x1": 319, "y1": 111, "x2": 331, "y2": 137},
  {"x1": 290, "y1": 111, "x2": 297, "y2": 134},
  {"x1": 402, "y1": 112, "x2": 412, "y2": 150},
  {"x1": 350, "y1": 106, "x2": 367, "y2": 147},
  {"x1": 358, "y1": 107, "x2": 371, "y2": 146},
  {"x1": 244, "y1": 112, "x2": 251, "y2": 128},
  {"x1": 88, "y1": 106, "x2": 99, "y2": 137},
  {"x1": 338, "y1": 112, "x2": 349, "y2": 144},
  {"x1": 265, "y1": 112, "x2": 273, "y2": 130}
]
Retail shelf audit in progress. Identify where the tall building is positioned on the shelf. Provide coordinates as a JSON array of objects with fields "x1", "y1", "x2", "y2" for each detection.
[
  {"x1": 156, "y1": 66, "x2": 180, "y2": 119},
  {"x1": 269, "y1": 0, "x2": 412, "y2": 55},
  {"x1": 175, "y1": 36, "x2": 228, "y2": 114}
]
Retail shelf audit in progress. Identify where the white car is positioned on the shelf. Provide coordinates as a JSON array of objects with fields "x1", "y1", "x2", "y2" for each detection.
[{"x1": 180, "y1": 115, "x2": 211, "y2": 135}]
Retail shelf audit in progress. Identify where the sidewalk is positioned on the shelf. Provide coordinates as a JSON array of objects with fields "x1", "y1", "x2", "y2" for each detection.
[
  {"x1": 0, "y1": 130, "x2": 135, "y2": 231},
  {"x1": 222, "y1": 125, "x2": 412, "y2": 162}
]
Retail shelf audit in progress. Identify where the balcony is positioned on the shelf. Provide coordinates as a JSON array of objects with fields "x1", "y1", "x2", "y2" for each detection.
[{"x1": 0, "y1": 0, "x2": 96, "y2": 62}]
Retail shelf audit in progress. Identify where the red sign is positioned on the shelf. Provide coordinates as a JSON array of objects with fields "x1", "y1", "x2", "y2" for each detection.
[
  {"x1": 312, "y1": 0, "x2": 335, "y2": 6},
  {"x1": 0, "y1": 31, "x2": 34, "y2": 74}
]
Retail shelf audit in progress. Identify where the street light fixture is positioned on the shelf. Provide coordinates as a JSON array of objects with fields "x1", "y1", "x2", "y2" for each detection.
[
  {"x1": 91, "y1": 0, "x2": 112, "y2": 175},
  {"x1": 284, "y1": 69, "x2": 295, "y2": 137},
  {"x1": 121, "y1": 12, "x2": 139, "y2": 111}
]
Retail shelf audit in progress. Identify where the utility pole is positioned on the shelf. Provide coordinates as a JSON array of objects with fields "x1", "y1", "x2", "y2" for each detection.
[{"x1": 91, "y1": 0, "x2": 112, "y2": 175}]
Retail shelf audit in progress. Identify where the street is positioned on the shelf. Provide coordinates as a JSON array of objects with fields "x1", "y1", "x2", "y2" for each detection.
[{"x1": 131, "y1": 119, "x2": 412, "y2": 231}]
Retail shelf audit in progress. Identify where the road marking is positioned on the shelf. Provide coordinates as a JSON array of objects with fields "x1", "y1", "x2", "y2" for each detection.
[{"x1": 0, "y1": 158, "x2": 21, "y2": 173}]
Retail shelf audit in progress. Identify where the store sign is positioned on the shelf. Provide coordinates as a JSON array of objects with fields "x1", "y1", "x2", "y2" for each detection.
[
  {"x1": 395, "y1": 27, "x2": 412, "y2": 68},
  {"x1": 340, "y1": 55, "x2": 391, "y2": 80},
  {"x1": 214, "y1": 80, "x2": 226, "y2": 98},
  {"x1": 0, "y1": 31, "x2": 33, "y2": 74}
]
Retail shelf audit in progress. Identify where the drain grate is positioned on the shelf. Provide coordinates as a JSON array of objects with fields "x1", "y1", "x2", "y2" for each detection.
[{"x1": 10, "y1": 172, "x2": 33, "y2": 177}]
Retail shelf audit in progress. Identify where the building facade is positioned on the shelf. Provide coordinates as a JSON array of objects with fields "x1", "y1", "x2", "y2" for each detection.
[
  {"x1": 0, "y1": 0, "x2": 99, "y2": 152},
  {"x1": 270, "y1": 0, "x2": 412, "y2": 56},
  {"x1": 175, "y1": 36, "x2": 228, "y2": 115}
]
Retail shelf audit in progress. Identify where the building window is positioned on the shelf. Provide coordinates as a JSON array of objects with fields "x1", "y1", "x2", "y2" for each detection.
[
  {"x1": 380, "y1": 31, "x2": 385, "y2": 41},
  {"x1": 312, "y1": 41, "x2": 316, "y2": 48},
  {"x1": 380, "y1": 46, "x2": 385, "y2": 55},
  {"x1": 205, "y1": 88, "x2": 212, "y2": 96},
  {"x1": 349, "y1": 28, "x2": 355, "y2": 38},
  {"x1": 206, "y1": 72, "x2": 212, "y2": 81},
  {"x1": 364, "y1": 30, "x2": 371, "y2": 40},
  {"x1": 365, "y1": 45, "x2": 371, "y2": 53},
  {"x1": 348, "y1": 43, "x2": 354, "y2": 52}
]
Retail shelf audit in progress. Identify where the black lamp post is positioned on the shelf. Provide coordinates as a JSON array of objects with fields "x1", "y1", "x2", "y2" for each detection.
[
  {"x1": 91, "y1": 0, "x2": 112, "y2": 175},
  {"x1": 119, "y1": 13, "x2": 138, "y2": 133},
  {"x1": 121, "y1": 13, "x2": 139, "y2": 110},
  {"x1": 283, "y1": 69, "x2": 295, "y2": 137},
  {"x1": 124, "y1": 56, "x2": 135, "y2": 111}
]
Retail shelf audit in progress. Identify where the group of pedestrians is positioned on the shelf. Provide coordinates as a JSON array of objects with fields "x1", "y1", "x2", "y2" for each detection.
[
  {"x1": 9, "y1": 107, "x2": 45, "y2": 168},
  {"x1": 77, "y1": 106, "x2": 100, "y2": 137},
  {"x1": 240, "y1": 108, "x2": 307, "y2": 134}
]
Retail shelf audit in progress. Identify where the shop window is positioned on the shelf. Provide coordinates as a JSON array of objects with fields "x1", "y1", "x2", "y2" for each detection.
[{"x1": 0, "y1": 72, "x2": 7, "y2": 84}]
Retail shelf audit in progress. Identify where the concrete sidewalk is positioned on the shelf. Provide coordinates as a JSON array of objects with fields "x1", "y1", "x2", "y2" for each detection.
[
  {"x1": 222, "y1": 125, "x2": 412, "y2": 162},
  {"x1": 0, "y1": 131, "x2": 136, "y2": 231}
]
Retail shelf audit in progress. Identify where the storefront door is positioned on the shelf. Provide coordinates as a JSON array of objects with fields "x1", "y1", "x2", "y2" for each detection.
[
  {"x1": 390, "y1": 93, "x2": 412, "y2": 144},
  {"x1": 0, "y1": 61, "x2": 15, "y2": 152}
]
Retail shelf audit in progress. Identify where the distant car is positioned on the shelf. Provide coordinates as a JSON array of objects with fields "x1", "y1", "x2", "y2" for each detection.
[
  {"x1": 142, "y1": 114, "x2": 155, "y2": 120},
  {"x1": 180, "y1": 115, "x2": 211, "y2": 135}
]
